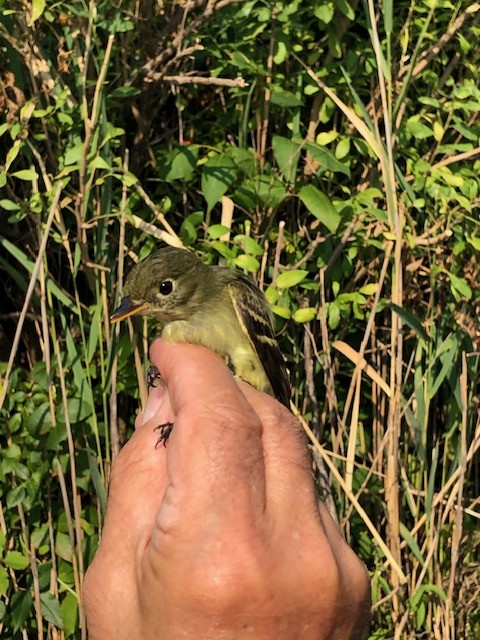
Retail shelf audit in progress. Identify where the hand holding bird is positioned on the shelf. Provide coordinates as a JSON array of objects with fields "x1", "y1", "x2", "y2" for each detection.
[{"x1": 111, "y1": 246, "x2": 291, "y2": 408}]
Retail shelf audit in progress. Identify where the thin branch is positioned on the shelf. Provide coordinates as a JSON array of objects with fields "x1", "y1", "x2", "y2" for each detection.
[
  {"x1": 408, "y1": 4, "x2": 480, "y2": 79},
  {"x1": 150, "y1": 74, "x2": 247, "y2": 88},
  {"x1": 133, "y1": 0, "x2": 244, "y2": 84}
]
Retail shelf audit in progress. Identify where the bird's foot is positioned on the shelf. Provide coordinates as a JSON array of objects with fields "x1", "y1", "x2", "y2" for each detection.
[
  {"x1": 226, "y1": 355, "x2": 236, "y2": 376},
  {"x1": 154, "y1": 421, "x2": 174, "y2": 447},
  {"x1": 147, "y1": 364, "x2": 163, "y2": 389},
  {"x1": 148, "y1": 365, "x2": 171, "y2": 446}
]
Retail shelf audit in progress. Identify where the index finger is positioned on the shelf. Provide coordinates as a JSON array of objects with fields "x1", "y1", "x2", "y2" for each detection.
[{"x1": 149, "y1": 339, "x2": 266, "y2": 514}]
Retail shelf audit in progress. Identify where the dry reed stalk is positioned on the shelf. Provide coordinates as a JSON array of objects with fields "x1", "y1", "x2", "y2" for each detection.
[
  {"x1": 108, "y1": 153, "x2": 129, "y2": 459},
  {"x1": 128, "y1": 317, "x2": 148, "y2": 409},
  {"x1": 55, "y1": 460, "x2": 86, "y2": 639},
  {"x1": 296, "y1": 409, "x2": 408, "y2": 584},
  {"x1": 29, "y1": 542, "x2": 43, "y2": 640}
]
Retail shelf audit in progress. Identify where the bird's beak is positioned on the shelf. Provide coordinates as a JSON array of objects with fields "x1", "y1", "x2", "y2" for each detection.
[{"x1": 110, "y1": 297, "x2": 149, "y2": 323}]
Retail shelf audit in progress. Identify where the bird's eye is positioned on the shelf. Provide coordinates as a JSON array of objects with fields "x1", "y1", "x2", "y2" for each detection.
[{"x1": 159, "y1": 280, "x2": 174, "y2": 295}]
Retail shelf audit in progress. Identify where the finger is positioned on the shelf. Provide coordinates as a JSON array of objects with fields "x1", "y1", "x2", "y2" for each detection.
[
  {"x1": 149, "y1": 339, "x2": 267, "y2": 524},
  {"x1": 135, "y1": 384, "x2": 167, "y2": 429},
  {"x1": 96, "y1": 411, "x2": 170, "y2": 578},
  {"x1": 236, "y1": 380, "x2": 318, "y2": 518}
]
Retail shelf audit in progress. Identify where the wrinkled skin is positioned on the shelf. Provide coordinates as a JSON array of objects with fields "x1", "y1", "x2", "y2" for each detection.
[{"x1": 84, "y1": 340, "x2": 371, "y2": 640}]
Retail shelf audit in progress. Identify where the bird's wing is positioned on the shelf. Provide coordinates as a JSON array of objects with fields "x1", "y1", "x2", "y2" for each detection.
[{"x1": 228, "y1": 275, "x2": 291, "y2": 407}]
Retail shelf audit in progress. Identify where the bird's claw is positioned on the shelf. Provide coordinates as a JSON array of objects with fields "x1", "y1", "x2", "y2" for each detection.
[
  {"x1": 154, "y1": 421, "x2": 174, "y2": 447},
  {"x1": 147, "y1": 364, "x2": 162, "y2": 389}
]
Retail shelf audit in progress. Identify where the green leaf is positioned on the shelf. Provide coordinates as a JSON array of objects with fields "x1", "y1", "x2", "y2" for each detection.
[
  {"x1": 467, "y1": 236, "x2": 480, "y2": 251},
  {"x1": 0, "y1": 566, "x2": 9, "y2": 597},
  {"x1": 60, "y1": 592, "x2": 78, "y2": 636},
  {"x1": 328, "y1": 302, "x2": 341, "y2": 329},
  {"x1": 255, "y1": 175, "x2": 287, "y2": 208},
  {"x1": 4, "y1": 550, "x2": 29, "y2": 570},
  {"x1": 11, "y1": 169, "x2": 39, "y2": 181},
  {"x1": 314, "y1": 3, "x2": 334, "y2": 23},
  {"x1": 292, "y1": 307, "x2": 317, "y2": 323},
  {"x1": 0, "y1": 199, "x2": 20, "y2": 211},
  {"x1": 9, "y1": 591, "x2": 33, "y2": 633},
  {"x1": 359, "y1": 283, "x2": 378, "y2": 296},
  {"x1": 87, "y1": 302, "x2": 101, "y2": 364},
  {"x1": 55, "y1": 532, "x2": 73, "y2": 562},
  {"x1": 233, "y1": 176, "x2": 287, "y2": 210},
  {"x1": 446, "y1": 271, "x2": 472, "y2": 299},
  {"x1": 211, "y1": 241, "x2": 235, "y2": 259},
  {"x1": 122, "y1": 171, "x2": 138, "y2": 186},
  {"x1": 276, "y1": 270, "x2": 308, "y2": 288},
  {"x1": 298, "y1": 185, "x2": 341, "y2": 232},
  {"x1": 265, "y1": 286, "x2": 278, "y2": 305},
  {"x1": 64, "y1": 144, "x2": 83, "y2": 166},
  {"x1": 89, "y1": 156, "x2": 111, "y2": 171},
  {"x1": 303, "y1": 141, "x2": 350, "y2": 176},
  {"x1": 234, "y1": 254, "x2": 259, "y2": 272},
  {"x1": 6, "y1": 485, "x2": 26, "y2": 509},
  {"x1": 40, "y1": 592, "x2": 64, "y2": 629},
  {"x1": 180, "y1": 219, "x2": 197, "y2": 245},
  {"x1": 335, "y1": 137, "x2": 350, "y2": 160},
  {"x1": 87, "y1": 449, "x2": 107, "y2": 516},
  {"x1": 410, "y1": 584, "x2": 447, "y2": 611},
  {"x1": 271, "y1": 305, "x2": 291, "y2": 319},
  {"x1": 57, "y1": 397, "x2": 93, "y2": 425},
  {"x1": 2, "y1": 443, "x2": 21, "y2": 459},
  {"x1": 384, "y1": 0, "x2": 393, "y2": 34},
  {"x1": 234, "y1": 235, "x2": 264, "y2": 256},
  {"x1": 201, "y1": 154, "x2": 237, "y2": 213},
  {"x1": 429, "y1": 342, "x2": 457, "y2": 401},
  {"x1": 399, "y1": 523, "x2": 425, "y2": 566},
  {"x1": 207, "y1": 224, "x2": 230, "y2": 239},
  {"x1": 316, "y1": 131, "x2": 338, "y2": 145},
  {"x1": 162, "y1": 146, "x2": 199, "y2": 182},
  {"x1": 388, "y1": 303, "x2": 429, "y2": 343},
  {"x1": 272, "y1": 136, "x2": 301, "y2": 184},
  {"x1": 31, "y1": 525, "x2": 48, "y2": 549},
  {"x1": 102, "y1": 124, "x2": 125, "y2": 147},
  {"x1": 273, "y1": 39, "x2": 287, "y2": 65},
  {"x1": 5, "y1": 140, "x2": 21, "y2": 170},
  {"x1": 108, "y1": 86, "x2": 141, "y2": 98},
  {"x1": 227, "y1": 147, "x2": 256, "y2": 175},
  {"x1": 407, "y1": 118, "x2": 433, "y2": 140},
  {"x1": 29, "y1": 0, "x2": 46, "y2": 24},
  {"x1": 334, "y1": 0, "x2": 355, "y2": 19},
  {"x1": 270, "y1": 90, "x2": 303, "y2": 107}
]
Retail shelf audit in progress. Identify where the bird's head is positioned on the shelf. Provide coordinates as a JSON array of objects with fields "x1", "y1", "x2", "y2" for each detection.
[{"x1": 110, "y1": 246, "x2": 210, "y2": 324}]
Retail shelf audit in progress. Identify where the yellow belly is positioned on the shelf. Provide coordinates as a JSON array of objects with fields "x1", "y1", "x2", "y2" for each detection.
[{"x1": 161, "y1": 310, "x2": 272, "y2": 395}]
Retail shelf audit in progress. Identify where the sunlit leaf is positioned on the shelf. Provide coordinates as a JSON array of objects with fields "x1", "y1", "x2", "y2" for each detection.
[
  {"x1": 298, "y1": 184, "x2": 341, "y2": 232},
  {"x1": 276, "y1": 270, "x2": 308, "y2": 288}
]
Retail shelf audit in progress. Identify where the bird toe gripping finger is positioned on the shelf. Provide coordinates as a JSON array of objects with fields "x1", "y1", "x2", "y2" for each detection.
[
  {"x1": 147, "y1": 364, "x2": 162, "y2": 389},
  {"x1": 154, "y1": 422, "x2": 174, "y2": 447}
]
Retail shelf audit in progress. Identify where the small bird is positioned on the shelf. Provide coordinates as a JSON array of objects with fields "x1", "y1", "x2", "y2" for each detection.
[{"x1": 110, "y1": 246, "x2": 291, "y2": 409}]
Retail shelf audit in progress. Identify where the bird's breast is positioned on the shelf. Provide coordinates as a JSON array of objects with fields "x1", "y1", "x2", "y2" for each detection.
[{"x1": 161, "y1": 308, "x2": 271, "y2": 394}]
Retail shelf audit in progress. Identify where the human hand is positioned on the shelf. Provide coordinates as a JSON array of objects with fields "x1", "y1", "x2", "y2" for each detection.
[{"x1": 83, "y1": 339, "x2": 370, "y2": 639}]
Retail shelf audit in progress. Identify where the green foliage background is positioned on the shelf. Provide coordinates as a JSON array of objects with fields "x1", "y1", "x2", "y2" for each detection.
[{"x1": 0, "y1": 0, "x2": 479, "y2": 638}]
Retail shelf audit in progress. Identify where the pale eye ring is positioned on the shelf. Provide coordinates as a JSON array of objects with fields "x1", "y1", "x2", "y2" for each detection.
[{"x1": 159, "y1": 280, "x2": 174, "y2": 295}]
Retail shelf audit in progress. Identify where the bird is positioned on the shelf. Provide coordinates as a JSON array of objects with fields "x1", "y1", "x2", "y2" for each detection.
[{"x1": 110, "y1": 245, "x2": 291, "y2": 416}]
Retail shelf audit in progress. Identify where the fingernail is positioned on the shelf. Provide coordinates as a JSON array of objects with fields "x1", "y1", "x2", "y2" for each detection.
[{"x1": 139, "y1": 386, "x2": 165, "y2": 427}]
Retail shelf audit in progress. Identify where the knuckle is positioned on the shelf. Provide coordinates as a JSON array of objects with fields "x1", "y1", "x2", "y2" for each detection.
[{"x1": 184, "y1": 537, "x2": 268, "y2": 613}]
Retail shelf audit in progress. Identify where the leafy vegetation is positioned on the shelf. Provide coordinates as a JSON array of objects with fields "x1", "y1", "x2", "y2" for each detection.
[{"x1": 0, "y1": 0, "x2": 479, "y2": 638}]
